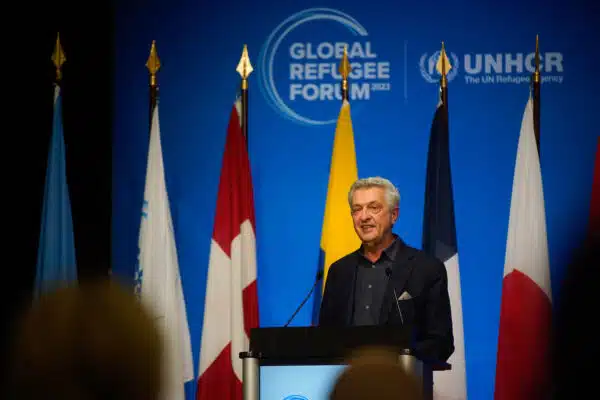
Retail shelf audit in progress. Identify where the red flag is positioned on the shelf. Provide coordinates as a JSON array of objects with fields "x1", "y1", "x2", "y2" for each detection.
[
  {"x1": 197, "y1": 98, "x2": 259, "y2": 400},
  {"x1": 494, "y1": 95, "x2": 552, "y2": 399}
]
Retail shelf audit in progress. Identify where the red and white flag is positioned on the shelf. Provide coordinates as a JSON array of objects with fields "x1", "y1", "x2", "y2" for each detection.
[
  {"x1": 196, "y1": 97, "x2": 259, "y2": 400},
  {"x1": 494, "y1": 95, "x2": 552, "y2": 399}
]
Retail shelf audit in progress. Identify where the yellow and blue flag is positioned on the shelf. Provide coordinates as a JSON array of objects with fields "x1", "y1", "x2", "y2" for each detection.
[{"x1": 312, "y1": 99, "x2": 361, "y2": 324}]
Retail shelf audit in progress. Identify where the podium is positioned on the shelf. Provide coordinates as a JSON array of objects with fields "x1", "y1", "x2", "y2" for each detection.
[{"x1": 239, "y1": 326, "x2": 450, "y2": 400}]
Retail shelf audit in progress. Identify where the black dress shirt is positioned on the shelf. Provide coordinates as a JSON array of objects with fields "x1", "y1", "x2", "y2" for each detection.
[{"x1": 352, "y1": 236, "x2": 401, "y2": 325}]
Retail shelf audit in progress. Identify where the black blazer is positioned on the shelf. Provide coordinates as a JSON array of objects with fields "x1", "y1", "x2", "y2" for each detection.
[{"x1": 318, "y1": 238, "x2": 455, "y2": 363}]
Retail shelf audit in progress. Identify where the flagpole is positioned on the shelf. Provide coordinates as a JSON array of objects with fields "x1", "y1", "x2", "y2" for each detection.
[
  {"x1": 339, "y1": 46, "x2": 351, "y2": 102},
  {"x1": 237, "y1": 44, "x2": 253, "y2": 145},
  {"x1": 146, "y1": 40, "x2": 160, "y2": 128},
  {"x1": 533, "y1": 35, "x2": 541, "y2": 154}
]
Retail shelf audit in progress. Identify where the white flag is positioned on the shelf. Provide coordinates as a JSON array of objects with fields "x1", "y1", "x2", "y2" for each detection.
[{"x1": 135, "y1": 104, "x2": 194, "y2": 399}]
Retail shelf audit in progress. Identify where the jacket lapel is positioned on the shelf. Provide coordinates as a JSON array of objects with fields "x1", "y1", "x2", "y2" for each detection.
[
  {"x1": 344, "y1": 252, "x2": 360, "y2": 325},
  {"x1": 378, "y1": 241, "x2": 417, "y2": 324}
]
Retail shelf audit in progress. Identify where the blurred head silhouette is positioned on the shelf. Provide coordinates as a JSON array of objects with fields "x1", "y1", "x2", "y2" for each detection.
[
  {"x1": 9, "y1": 279, "x2": 162, "y2": 400},
  {"x1": 329, "y1": 346, "x2": 423, "y2": 400},
  {"x1": 552, "y1": 223, "x2": 599, "y2": 398}
]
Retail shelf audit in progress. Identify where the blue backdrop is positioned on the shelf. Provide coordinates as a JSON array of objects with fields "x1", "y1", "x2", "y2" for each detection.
[{"x1": 113, "y1": 1, "x2": 600, "y2": 398}]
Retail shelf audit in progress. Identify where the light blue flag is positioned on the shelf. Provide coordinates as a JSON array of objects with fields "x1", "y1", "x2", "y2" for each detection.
[{"x1": 34, "y1": 84, "x2": 77, "y2": 298}]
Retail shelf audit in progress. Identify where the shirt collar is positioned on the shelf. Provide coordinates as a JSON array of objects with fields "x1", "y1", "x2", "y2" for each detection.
[{"x1": 358, "y1": 233, "x2": 402, "y2": 263}]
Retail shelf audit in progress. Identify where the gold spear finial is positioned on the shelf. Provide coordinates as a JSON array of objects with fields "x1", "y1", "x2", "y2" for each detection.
[
  {"x1": 338, "y1": 45, "x2": 351, "y2": 79},
  {"x1": 236, "y1": 44, "x2": 253, "y2": 89},
  {"x1": 534, "y1": 35, "x2": 540, "y2": 83},
  {"x1": 146, "y1": 40, "x2": 161, "y2": 87},
  {"x1": 52, "y1": 33, "x2": 66, "y2": 83},
  {"x1": 339, "y1": 46, "x2": 352, "y2": 100},
  {"x1": 436, "y1": 41, "x2": 452, "y2": 88}
]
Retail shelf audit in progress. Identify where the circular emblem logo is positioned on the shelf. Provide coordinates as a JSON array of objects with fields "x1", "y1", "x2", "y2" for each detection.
[
  {"x1": 419, "y1": 50, "x2": 460, "y2": 83},
  {"x1": 259, "y1": 8, "x2": 389, "y2": 126}
]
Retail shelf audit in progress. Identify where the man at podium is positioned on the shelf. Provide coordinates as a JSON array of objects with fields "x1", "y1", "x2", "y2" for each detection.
[{"x1": 318, "y1": 177, "x2": 454, "y2": 363}]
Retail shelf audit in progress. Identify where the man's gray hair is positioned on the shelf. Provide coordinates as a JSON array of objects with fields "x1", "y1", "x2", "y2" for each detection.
[{"x1": 348, "y1": 177, "x2": 400, "y2": 210}]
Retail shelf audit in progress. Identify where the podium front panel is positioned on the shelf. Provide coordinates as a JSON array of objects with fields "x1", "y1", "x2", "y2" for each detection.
[
  {"x1": 243, "y1": 326, "x2": 436, "y2": 400},
  {"x1": 259, "y1": 364, "x2": 347, "y2": 400}
]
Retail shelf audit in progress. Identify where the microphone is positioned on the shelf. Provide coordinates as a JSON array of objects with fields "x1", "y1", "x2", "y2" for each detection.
[
  {"x1": 284, "y1": 270, "x2": 324, "y2": 327},
  {"x1": 385, "y1": 267, "x2": 405, "y2": 325}
]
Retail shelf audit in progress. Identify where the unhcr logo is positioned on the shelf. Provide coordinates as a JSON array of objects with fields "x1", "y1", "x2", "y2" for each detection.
[
  {"x1": 420, "y1": 50, "x2": 460, "y2": 83},
  {"x1": 420, "y1": 49, "x2": 564, "y2": 85}
]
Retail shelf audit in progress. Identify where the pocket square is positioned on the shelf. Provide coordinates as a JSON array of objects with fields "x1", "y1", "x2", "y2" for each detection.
[{"x1": 398, "y1": 291, "x2": 412, "y2": 301}]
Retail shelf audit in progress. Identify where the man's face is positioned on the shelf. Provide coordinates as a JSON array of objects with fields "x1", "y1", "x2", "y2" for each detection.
[{"x1": 350, "y1": 187, "x2": 398, "y2": 245}]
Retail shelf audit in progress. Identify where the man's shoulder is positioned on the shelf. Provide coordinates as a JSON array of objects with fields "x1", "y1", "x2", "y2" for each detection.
[
  {"x1": 401, "y1": 243, "x2": 447, "y2": 277},
  {"x1": 328, "y1": 250, "x2": 361, "y2": 272}
]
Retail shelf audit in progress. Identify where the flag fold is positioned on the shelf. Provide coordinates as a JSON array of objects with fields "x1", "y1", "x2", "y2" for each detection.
[
  {"x1": 136, "y1": 103, "x2": 194, "y2": 400},
  {"x1": 494, "y1": 95, "x2": 552, "y2": 400},
  {"x1": 312, "y1": 99, "x2": 360, "y2": 324},
  {"x1": 422, "y1": 99, "x2": 467, "y2": 400},
  {"x1": 35, "y1": 84, "x2": 77, "y2": 298},
  {"x1": 197, "y1": 97, "x2": 259, "y2": 400}
]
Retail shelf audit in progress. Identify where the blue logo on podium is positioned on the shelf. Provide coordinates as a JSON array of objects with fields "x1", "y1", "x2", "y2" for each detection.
[{"x1": 283, "y1": 395, "x2": 309, "y2": 400}]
